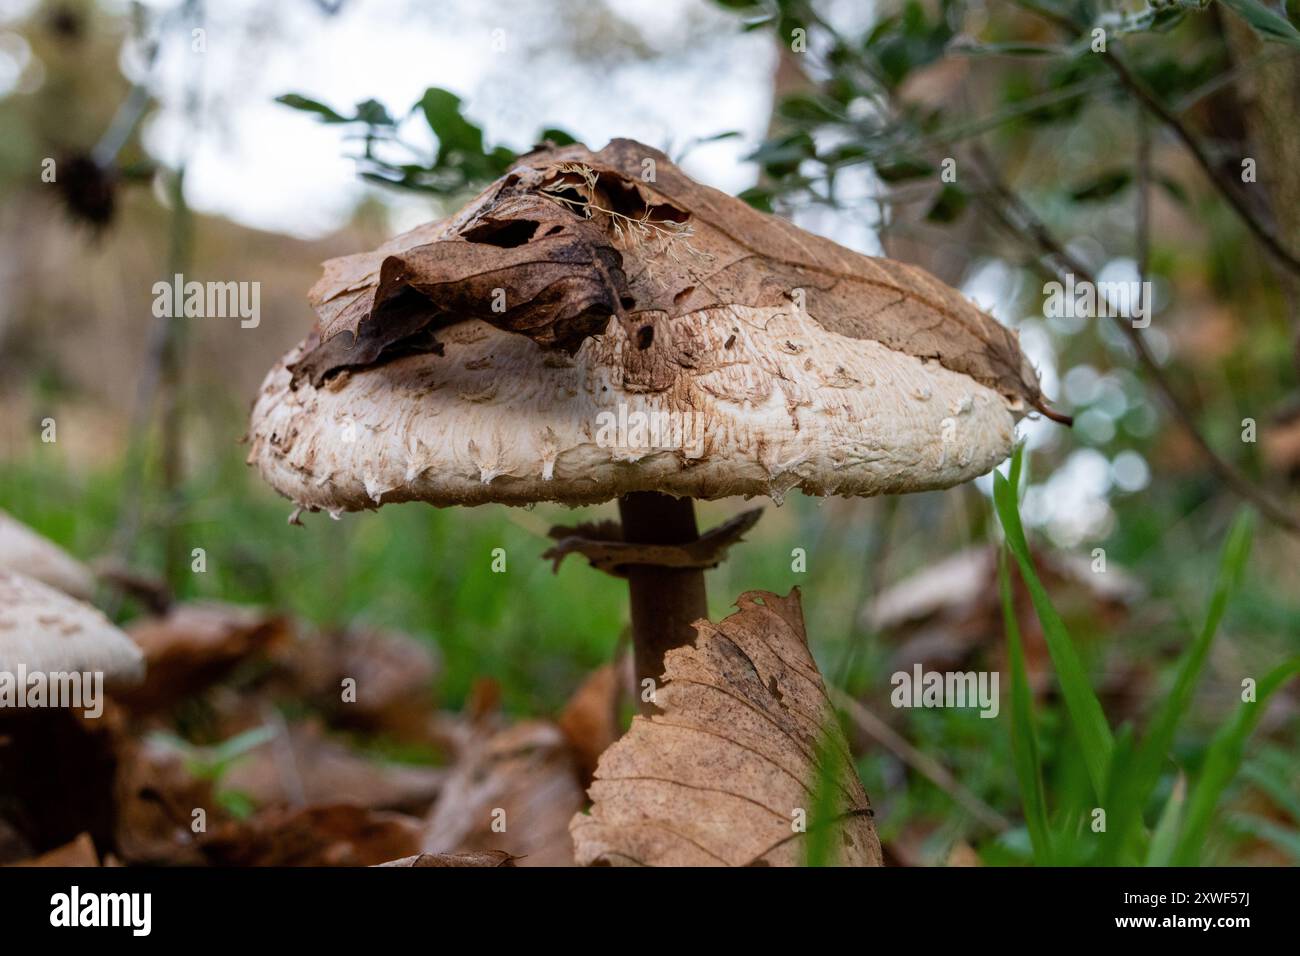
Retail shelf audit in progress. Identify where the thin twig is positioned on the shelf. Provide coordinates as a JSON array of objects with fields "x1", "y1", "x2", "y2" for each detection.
[
  {"x1": 830, "y1": 687, "x2": 1012, "y2": 834},
  {"x1": 1013, "y1": 0, "x2": 1300, "y2": 276},
  {"x1": 968, "y1": 144, "x2": 1300, "y2": 535}
]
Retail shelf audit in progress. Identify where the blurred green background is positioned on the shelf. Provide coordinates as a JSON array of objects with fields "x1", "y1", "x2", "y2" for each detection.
[{"x1": 1, "y1": 0, "x2": 1298, "y2": 865}]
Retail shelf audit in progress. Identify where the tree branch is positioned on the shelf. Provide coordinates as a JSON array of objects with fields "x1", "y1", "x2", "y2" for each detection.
[
  {"x1": 1014, "y1": 0, "x2": 1300, "y2": 276},
  {"x1": 968, "y1": 144, "x2": 1300, "y2": 535}
]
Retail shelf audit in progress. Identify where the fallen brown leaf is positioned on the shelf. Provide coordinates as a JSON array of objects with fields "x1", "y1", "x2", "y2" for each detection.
[
  {"x1": 200, "y1": 804, "x2": 423, "y2": 867},
  {"x1": 557, "y1": 663, "x2": 622, "y2": 786},
  {"x1": 6, "y1": 831, "x2": 99, "y2": 867},
  {"x1": 113, "y1": 735, "x2": 217, "y2": 866},
  {"x1": 424, "y1": 720, "x2": 585, "y2": 867},
  {"x1": 122, "y1": 602, "x2": 291, "y2": 713},
  {"x1": 275, "y1": 625, "x2": 440, "y2": 739},
  {"x1": 219, "y1": 720, "x2": 444, "y2": 814},
  {"x1": 571, "y1": 588, "x2": 882, "y2": 866}
]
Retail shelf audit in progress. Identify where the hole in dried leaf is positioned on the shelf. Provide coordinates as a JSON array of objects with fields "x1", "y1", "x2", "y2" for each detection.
[
  {"x1": 596, "y1": 172, "x2": 689, "y2": 225},
  {"x1": 635, "y1": 325, "x2": 654, "y2": 350},
  {"x1": 462, "y1": 218, "x2": 540, "y2": 248}
]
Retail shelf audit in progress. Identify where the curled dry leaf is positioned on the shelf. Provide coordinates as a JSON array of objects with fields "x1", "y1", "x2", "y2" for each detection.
[
  {"x1": 544, "y1": 508, "x2": 763, "y2": 576},
  {"x1": 571, "y1": 588, "x2": 882, "y2": 867},
  {"x1": 292, "y1": 139, "x2": 1048, "y2": 418}
]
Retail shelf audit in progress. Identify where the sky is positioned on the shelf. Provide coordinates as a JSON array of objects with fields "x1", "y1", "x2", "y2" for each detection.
[{"x1": 128, "y1": 0, "x2": 777, "y2": 238}]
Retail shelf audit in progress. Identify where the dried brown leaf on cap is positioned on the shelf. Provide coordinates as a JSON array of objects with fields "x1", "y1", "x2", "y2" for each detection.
[
  {"x1": 290, "y1": 138, "x2": 1053, "y2": 420},
  {"x1": 570, "y1": 588, "x2": 881, "y2": 866}
]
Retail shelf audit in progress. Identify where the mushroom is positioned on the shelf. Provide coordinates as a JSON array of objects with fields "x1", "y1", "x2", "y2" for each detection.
[
  {"x1": 0, "y1": 571, "x2": 144, "y2": 855},
  {"x1": 0, "y1": 510, "x2": 96, "y2": 601},
  {"x1": 0, "y1": 571, "x2": 143, "y2": 685},
  {"x1": 247, "y1": 139, "x2": 1061, "y2": 704}
]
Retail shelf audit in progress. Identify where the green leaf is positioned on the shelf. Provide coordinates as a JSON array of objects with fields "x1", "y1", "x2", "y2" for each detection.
[
  {"x1": 1241, "y1": 749, "x2": 1300, "y2": 823},
  {"x1": 874, "y1": 157, "x2": 935, "y2": 182},
  {"x1": 777, "y1": 92, "x2": 844, "y2": 124},
  {"x1": 747, "y1": 131, "x2": 816, "y2": 178},
  {"x1": 1173, "y1": 658, "x2": 1300, "y2": 864},
  {"x1": 952, "y1": 40, "x2": 1073, "y2": 57},
  {"x1": 353, "y1": 98, "x2": 395, "y2": 126},
  {"x1": 1227, "y1": 812, "x2": 1300, "y2": 862},
  {"x1": 1145, "y1": 774, "x2": 1186, "y2": 866},
  {"x1": 537, "y1": 127, "x2": 577, "y2": 146},
  {"x1": 1218, "y1": 0, "x2": 1300, "y2": 48},
  {"x1": 275, "y1": 93, "x2": 349, "y2": 123},
  {"x1": 993, "y1": 464, "x2": 1114, "y2": 799},
  {"x1": 737, "y1": 186, "x2": 775, "y2": 212},
  {"x1": 925, "y1": 183, "x2": 968, "y2": 223},
  {"x1": 418, "y1": 87, "x2": 485, "y2": 162},
  {"x1": 999, "y1": 546, "x2": 1053, "y2": 863},
  {"x1": 1069, "y1": 169, "x2": 1132, "y2": 203}
]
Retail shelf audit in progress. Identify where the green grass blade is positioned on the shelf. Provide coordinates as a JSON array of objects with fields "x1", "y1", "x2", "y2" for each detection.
[
  {"x1": 998, "y1": 547, "x2": 1052, "y2": 863},
  {"x1": 993, "y1": 467, "x2": 1114, "y2": 799},
  {"x1": 1172, "y1": 658, "x2": 1300, "y2": 864},
  {"x1": 1226, "y1": 812, "x2": 1300, "y2": 863},
  {"x1": 1241, "y1": 751, "x2": 1300, "y2": 823},
  {"x1": 1145, "y1": 774, "x2": 1186, "y2": 866},
  {"x1": 1106, "y1": 510, "x2": 1255, "y2": 860}
]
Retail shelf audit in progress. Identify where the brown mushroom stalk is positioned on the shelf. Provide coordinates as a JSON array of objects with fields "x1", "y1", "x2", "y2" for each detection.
[{"x1": 617, "y1": 491, "x2": 707, "y2": 706}]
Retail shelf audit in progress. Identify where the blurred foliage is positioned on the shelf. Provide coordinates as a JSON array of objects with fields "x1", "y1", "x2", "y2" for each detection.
[
  {"x1": 276, "y1": 87, "x2": 572, "y2": 194},
  {"x1": 2, "y1": 0, "x2": 1299, "y2": 866}
]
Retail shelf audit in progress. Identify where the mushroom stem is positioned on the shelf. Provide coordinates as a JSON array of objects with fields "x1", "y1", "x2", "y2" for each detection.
[{"x1": 617, "y1": 492, "x2": 707, "y2": 711}]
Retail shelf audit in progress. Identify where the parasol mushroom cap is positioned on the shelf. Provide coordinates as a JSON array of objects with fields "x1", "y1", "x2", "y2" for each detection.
[
  {"x1": 0, "y1": 510, "x2": 96, "y2": 600},
  {"x1": 0, "y1": 571, "x2": 144, "y2": 687},
  {"x1": 248, "y1": 139, "x2": 1052, "y2": 512}
]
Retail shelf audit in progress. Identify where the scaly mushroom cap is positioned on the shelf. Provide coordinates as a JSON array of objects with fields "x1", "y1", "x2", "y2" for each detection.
[
  {"x1": 249, "y1": 139, "x2": 1050, "y2": 511},
  {"x1": 0, "y1": 571, "x2": 144, "y2": 687},
  {"x1": 0, "y1": 510, "x2": 96, "y2": 600}
]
